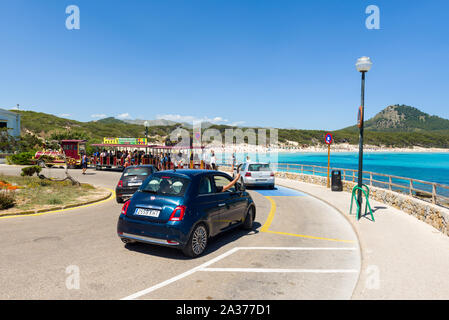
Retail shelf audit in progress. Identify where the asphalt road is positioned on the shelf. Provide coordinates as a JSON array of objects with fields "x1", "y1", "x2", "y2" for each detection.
[{"x1": 0, "y1": 165, "x2": 360, "y2": 300}]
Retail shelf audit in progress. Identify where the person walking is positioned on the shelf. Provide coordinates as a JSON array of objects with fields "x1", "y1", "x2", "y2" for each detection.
[
  {"x1": 81, "y1": 153, "x2": 88, "y2": 175},
  {"x1": 210, "y1": 150, "x2": 217, "y2": 171}
]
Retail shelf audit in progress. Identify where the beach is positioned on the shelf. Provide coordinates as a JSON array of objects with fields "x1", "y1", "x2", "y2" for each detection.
[{"x1": 207, "y1": 143, "x2": 449, "y2": 154}]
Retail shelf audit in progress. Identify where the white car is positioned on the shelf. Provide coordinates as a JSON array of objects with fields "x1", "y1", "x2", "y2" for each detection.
[{"x1": 234, "y1": 162, "x2": 275, "y2": 189}]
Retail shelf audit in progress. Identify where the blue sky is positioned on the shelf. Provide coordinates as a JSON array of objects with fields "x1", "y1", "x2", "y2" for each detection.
[{"x1": 0, "y1": 0, "x2": 448, "y2": 130}]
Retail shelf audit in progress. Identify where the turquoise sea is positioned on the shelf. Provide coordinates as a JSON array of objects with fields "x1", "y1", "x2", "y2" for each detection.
[{"x1": 219, "y1": 152, "x2": 449, "y2": 186}]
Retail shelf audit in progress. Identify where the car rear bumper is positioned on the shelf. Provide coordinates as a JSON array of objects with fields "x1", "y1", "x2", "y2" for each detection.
[
  {"x1": 116, "y1": 187, "x2": 139, "y2": 199},
  {"x1": 243, "y1": 177, "x2": 275, "y2": 186},
  {"x1": 117, "y1": 215, "x2": 188, "y2": 248}
]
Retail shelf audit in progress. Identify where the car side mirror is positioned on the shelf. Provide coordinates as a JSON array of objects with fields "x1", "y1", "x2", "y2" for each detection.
[{"x1": 237, "y1": 182, "x2": 245, "y2": 191}]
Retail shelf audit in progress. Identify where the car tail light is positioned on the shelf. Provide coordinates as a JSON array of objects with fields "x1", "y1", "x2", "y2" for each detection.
[
  {"x1": 245, "y1": 172, "x2": 251, "y2": 177},
  {"x1": 270, "y1": 172, "x2": 274, "y2": 177},
  {"x1": 121, "y1": 200, "x2": 130, "y2": 215},
  {"x1": 118, "y1": 180, "x2": 123, "y2": 187},
  {"x1": 169, "y1": 205, "x2": 186, "y2": 221}
]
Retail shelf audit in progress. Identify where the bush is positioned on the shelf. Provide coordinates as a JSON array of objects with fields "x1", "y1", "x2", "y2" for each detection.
[
  {"x1": 47, "y1": 197, "x2": 63, "y2": 205},
  {"x1": 21, "y1": 166, "x2": 42, "y2": 177},
  {"x1": 0, "y1": 191, "x2": 15, "y2": 210},
  {"x1": 80, "y1": 183, "x2": 95, "y2": 190},
  {"x1": 8, "y1": 151, "x2": 35, "y2": 165}
]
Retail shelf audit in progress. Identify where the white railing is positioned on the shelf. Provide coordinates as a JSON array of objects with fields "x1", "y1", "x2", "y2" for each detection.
[{"x1": 219, "y1": 162, "x2": 449, "y2": 208}]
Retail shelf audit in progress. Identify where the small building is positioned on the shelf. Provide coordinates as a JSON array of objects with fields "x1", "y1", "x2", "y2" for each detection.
[{"x1": 0, "y1": 108, "x2": 21, "y2": 137}]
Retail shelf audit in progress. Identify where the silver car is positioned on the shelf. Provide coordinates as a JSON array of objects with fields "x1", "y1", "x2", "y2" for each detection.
[{"x1": 234, "y1": 162, "x2": 275, "y2": 189}]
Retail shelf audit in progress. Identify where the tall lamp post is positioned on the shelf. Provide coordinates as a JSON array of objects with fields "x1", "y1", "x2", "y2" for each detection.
[
  {"x1": 144, "y1": 121, "x2": 149, "y2": 155},
  {"x1": 355, "y1": 56, "x2": 373, "y2": 217}
]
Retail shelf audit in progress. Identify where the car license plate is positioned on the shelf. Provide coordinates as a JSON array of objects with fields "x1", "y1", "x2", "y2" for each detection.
[
  {"x1": 134, "y1": 208, "x2": 160, "y2": 217},
  {"x1": 128, "y1": 182, "x2": 142, "y2": 186},
  {"x1": 256, "y1": 179, "x2": 266, "y2": 182}
]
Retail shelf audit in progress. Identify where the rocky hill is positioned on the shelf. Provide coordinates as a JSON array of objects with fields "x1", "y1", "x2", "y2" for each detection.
[{"x1": 345, "y1": 105, "x2": 449, "y2": 132}]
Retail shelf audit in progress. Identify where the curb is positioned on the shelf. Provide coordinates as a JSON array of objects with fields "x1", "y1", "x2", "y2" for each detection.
[{"x1": 0, "y1": 190, "x2": 113, "y2": 218}]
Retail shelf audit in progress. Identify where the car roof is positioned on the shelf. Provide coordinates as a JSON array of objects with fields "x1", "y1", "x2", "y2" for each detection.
[
  {"x1": 155, "y1": 169, "x2": 228, "y2": 179},
  {"x1": 242, "y1": 162, "x2": 269, "y2": 165},
  {"x1": 125, "y1": 165, "x2": 156, "y2": 169}
]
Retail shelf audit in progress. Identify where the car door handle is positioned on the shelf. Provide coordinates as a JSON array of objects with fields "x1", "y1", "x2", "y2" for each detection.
[{"x1": 218, "y1": 203, "x2": 226, "y2": 207}]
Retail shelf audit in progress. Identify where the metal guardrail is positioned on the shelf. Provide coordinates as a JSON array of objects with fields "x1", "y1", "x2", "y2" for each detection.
[{"x1": 219, "y1": 162, "x2": 449, "y2": 209}]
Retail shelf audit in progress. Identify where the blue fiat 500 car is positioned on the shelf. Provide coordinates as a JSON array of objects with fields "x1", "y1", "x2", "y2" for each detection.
[{"x1": 117, "y1": 170, "x2": 256, "y2": 257}]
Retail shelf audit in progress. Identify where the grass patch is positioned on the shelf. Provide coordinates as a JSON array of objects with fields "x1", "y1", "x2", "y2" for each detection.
[{"x1": 0, "y1": 174, "x2": 99, "y2": 212}]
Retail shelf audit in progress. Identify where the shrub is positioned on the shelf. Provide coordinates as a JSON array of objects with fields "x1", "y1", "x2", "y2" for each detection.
[
  {"x1": 47, "y1": 197, "x2": 63, "y2": 205},
  {"x1": 0, "y1": 190, "x2": 15, "y2": 210},
  {"x1": 80, "y1": 183, "x2": 95, "y2": 190},
  {"x1": 21, "y1": 166, "x2": 42, "y2": 177},
  {"x1": 8, "y1": 151, "x2": 35, "y2": 165},
  {"x1": 39, "y1": 180, "x2": 51, "y2": 187}
]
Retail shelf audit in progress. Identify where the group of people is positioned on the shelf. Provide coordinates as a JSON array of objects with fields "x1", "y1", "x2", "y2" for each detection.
[{"x1": 88, "y1": 148, "x2": 223, "y2": 171}]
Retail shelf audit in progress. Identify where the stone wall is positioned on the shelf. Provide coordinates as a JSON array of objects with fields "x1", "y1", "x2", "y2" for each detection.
[{"x1": 219, "y1": 166, "x2": 449, "y2": 237}]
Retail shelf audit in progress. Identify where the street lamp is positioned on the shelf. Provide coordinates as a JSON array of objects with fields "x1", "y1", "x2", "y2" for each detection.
[
  {"x1": 144, "y1": 121, "x2": 149, "y2": 155},
  {"x1": 355, "y1": 56, "x2": 372, "y2": 219}
]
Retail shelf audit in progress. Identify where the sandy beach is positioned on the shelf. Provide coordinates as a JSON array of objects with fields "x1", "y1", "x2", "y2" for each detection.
[{"x1": 204, "y1": 143, "x2": 449, "y2": 154}]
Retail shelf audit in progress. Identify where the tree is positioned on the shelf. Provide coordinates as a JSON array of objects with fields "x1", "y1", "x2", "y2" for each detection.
[{"x1": 0, "y1": 128, "x2": 17, "y2": 153}]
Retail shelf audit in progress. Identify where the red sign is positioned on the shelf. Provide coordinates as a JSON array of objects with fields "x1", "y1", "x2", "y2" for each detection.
[{"x1": 325, "y1": 133, "x2": 333, "y2": 145}]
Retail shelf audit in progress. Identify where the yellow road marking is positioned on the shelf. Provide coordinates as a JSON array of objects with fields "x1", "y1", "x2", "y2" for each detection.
[
  {"x1": 264, "y1": 230, "x2": 355, "y2": 243},
  {"x1": 260, "y1": 196, "x2": 355, "y2": 243},
  {"x1": 0, "y1": 188, "x2": 116, "y2": 220},
  {"x1": 260, "y1": 196, "x2": 276, "y2": 232}
]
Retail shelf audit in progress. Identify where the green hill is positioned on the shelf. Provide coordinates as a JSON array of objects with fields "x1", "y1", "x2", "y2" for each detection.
[
  {"x1": 344, "y1": 105, "x2": 449, "y2": 132},
  {"x1": 10, "y1": 106, "x2": 449, "y2": 150},
  {"x1": 14, "y1": 110, "x2": 183, "y2": 146}
]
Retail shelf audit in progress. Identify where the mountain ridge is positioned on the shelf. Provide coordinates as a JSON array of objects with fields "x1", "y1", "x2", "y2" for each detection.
[
  {"x1": 7, "y1": 105, "x2": 449, "y2": 149},
  {"x1": 343, "y1": 104, "x2": 449, "y2": 132}
]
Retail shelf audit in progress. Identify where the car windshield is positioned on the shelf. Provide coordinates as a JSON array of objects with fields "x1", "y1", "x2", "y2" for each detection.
[
  {"x1": 123, "y1": 167, "x2": 153, "y2": 177},
  {"x1": 140, "y1": 174, "x2": 190, "y2": 197},
  {"x1": 248, "y1": 164, "x2": 271, "y2": 172}
]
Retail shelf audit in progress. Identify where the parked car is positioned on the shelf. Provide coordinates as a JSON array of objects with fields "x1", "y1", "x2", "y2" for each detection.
[
  {"x1": 117, "y1": 170, "x2": 256, "y2": 257},
  {"x1": 116, "y1": 165, "x2": 157, "y2": 203},
  {"x1": 234, "y1": 162, "x2": 275, "y2": 189}
]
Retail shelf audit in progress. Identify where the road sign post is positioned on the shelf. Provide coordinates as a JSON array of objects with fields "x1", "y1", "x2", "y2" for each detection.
[{"x1": 324, "y1": 133, "x2": 333, "y2": 188}]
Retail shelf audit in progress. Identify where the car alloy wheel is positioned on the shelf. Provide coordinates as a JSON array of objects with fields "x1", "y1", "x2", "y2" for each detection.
[{"x1": 191, "y1": 225, "x2": 208, "y2": 256}]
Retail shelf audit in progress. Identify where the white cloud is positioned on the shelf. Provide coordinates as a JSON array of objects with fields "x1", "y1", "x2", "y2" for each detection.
[
  {"x1": 59, "y1": 113, "x2": 72, "y2": 118},
  {"x1": 230, "y1": 121, "x2": 246, "y2": 126},
  {"x1": 91, "y1": 114, "x2": 107, "y2": 119},
  {"x1": 156, "y1": 114, "x2": 229, "y2": 124},
  {"x1": 116, "y1": 113, "x2": 132, "y2": 120}
]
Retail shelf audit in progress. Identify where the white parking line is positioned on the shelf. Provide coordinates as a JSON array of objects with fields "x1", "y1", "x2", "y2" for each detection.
[
  {"x1": 200, "y1": 268, "x2": 359, "y2": 273},
  {"x1": 121, "y1": 247, "x2": 239, "y2": 300},
  {"x1": 121, "y1": 246, "x2": 358, "y2": 300},
  {"x1": 236, "y1": 247, "x2": 357, "y2": 251}
]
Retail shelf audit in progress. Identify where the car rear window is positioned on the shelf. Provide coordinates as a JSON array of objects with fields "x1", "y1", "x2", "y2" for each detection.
[
  {"x1": 123, "y1": 167, "x2": 153, "y2": 177},
  {"x1": 248, "y1": 164, "x2": 271, "y2": 172},
  {"x1": 141, "y1": 174, "x2": 190, "y2": 197}
]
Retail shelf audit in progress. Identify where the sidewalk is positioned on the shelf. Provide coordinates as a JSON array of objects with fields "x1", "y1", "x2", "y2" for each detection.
[{"x1": 275, "y1": 177, "x2": 449, "y2": 299}]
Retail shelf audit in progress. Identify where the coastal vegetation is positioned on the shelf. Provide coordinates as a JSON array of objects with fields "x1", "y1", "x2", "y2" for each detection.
[
  {"x1": 6, "y1": 105, "x2": 449, "y2": 151},
  {"x1": 0, "y1": 174, "x2": 102, "y2": 214}
]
